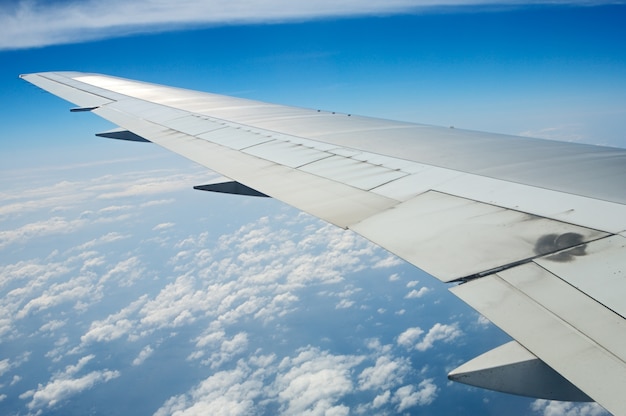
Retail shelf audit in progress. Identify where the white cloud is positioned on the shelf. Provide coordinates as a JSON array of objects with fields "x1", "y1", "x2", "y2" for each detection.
[
  {"x1": 75, "y1": 232, "x2": 130, "y2": 250},
  {"x1": 153, "y1": 222, "x2": 176, "y2": 231},
  {"x1": 11, "y1": 375, "x2": 22, "y2": 386},
  {"x1": 39, "y1": 320, "x2": 67, "y2": 333},
  {"x1": 372, "y1": 255, "x2": 404, "y2": 269},
  {"x1": 530, "y1": 400, "x2": 609, "y2": 416},
  {"x1": 392, "y1": 379, "x2": 438, "y2": 411},
  {"x1": 397, "y1": 327, "x2": 424, "y2": 348},
  {"x1": 519, "y1": 125, "x2": 585, "y2": 142},
  {"x1": 99, "y1": 256, "x2": 144, "y2": 286},
  {"x1": 275, "y1": 346, "x2": 364, "y2": 415},
  {"x1": 0, "y1": 258, "x2": 70, "y2": 291},
  {"x1": 154, "y1": 361, "x2": 264, "y2": 416},
  {"x1": 16, "y1": 275, "x2": 97, "y2": 319},
  {"x1": 70, "y1": 213, "x2": 386, "y2": 352},
  {"x1": 171, "y1": 221, "x2": 370, "y2": 313},
  {"x1": 81, "y1": 296, "x2": 148, "y2": 344},
  {"x1": 364, "y1": 338, "x2": 392, "y2": 355},
  {"x1": 132, "y1": 345, "x2": 154, "y2": 366},
  {"x1": 397, "y1": 323, "x2": 462, "y2": 351},
  {"x1": 253, "y1": 292, "x2": 299, "y2": 323},
  {"x1": 152, "y1": 350, "x2": 388, "y2": 416},
  {"x1": 476, "y1": 314, "x2": 491, "y2": 327},
  {"x1": 98, "y1": 204, "x2": 133, "y2": 214},
  {"x1": 95, "y1": 175, "x2": 200, "y2": 199},
  {"x1": 335, "y1": 299, "x2": 355, "y2": 309},
  {"x1": 137, "y1": 274, "x2": 211, "y2": 329},
  {"x1": 21, "y1": 355, "x2": 120, "y2": 410},
  {"x1": 405, "y1": 287, "x2": 431, "y2": 299},
  {"x1": 0, "y1": 359, "x2": 10, "y2": 377},
  {"x1": 0, "y1": 216, "x2": 88, "y2": 249},
  {"x1": 200, "y1": 332, "x2": 249, "y2": 369},
  {"x1": 0, "y1": 247, "x2": 145, "y2": 340},
  {"x1": 1, "y1": 161, "x2": 422, "y2": 414},
  {"x1": 1, "y1": 1, "x2": 612, "y2": 50},
  {"x1": 415, "y1": 323, "x2": 462, "y2": 352},
  {"x1": 0, "y1": 180, "x2": 89, "y2": 218},
  {"x1": 24, "y1": 369, "x2": 121, "y2": 409},
  {"x1": 372, "y1": 390, "x2": 391, "y2": 408},
  {"x1": 358, "y1": 356, "x2": 411, "y2": 391},
  {"x1": 141, "y1": 198, "x2": 176, "y2": 207},
  {"x1": 0, "y1": 170, "x2": 204, "y2": 249}
]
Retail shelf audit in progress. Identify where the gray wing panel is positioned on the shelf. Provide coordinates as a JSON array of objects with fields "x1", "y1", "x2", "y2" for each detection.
[
  {"x1": 20, "y1": 73, "x2": 115, "y2": 108},
  {"x1": 351, "y1": 191, "x2": 608, "y2": 282},
  {"x1": 92, "y1": 104, "x2": 399, "y2": 229},
  {"x1": 72, "y1": 72, "x2": 626, "y2": 205}
]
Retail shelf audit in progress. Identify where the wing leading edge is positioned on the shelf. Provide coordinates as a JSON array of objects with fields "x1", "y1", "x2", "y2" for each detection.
[{"x1": 21, "y1": 72, "x2": 626, "y2": 414}]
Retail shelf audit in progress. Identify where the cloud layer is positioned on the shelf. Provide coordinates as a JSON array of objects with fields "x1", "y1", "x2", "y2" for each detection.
[
  {"x1": 1, "y1": 0, "x2": 619, "y2": 50},
  {"x1": 1, "y1": 158, "x2": 452, "y2": 414},
  {"x1": 1, "y1": 144, "x2": 610, "y2": 414}
]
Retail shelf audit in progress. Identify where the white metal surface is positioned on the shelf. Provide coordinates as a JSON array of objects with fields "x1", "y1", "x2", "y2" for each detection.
[
  {"x1": 370, "y1": 166, "x2": 462, "y2": 201},
  {"x1": 281, "y1": 135, "x2": 342, "y2": 152},
  {"x1": 243, "y1": 139, "x2": 332, "y2": 168},
  {"x1": 535, "y1": 234, "x2": 626, "y2": 318},
  {"x1": 198, "y1": 127, "x2": 274, "y2": 150},
  {"x1": 109, "y1": 99, "x2": 187, "y2": 121},
  {"x1": 351, "y1": 191, "x2": 607, "y2": 281},
  {"x1": 73, "y1": 72, "x2": 626, "y2": 205},
  {"x1": 93, "y1": 105, "x2": 398, "y2": 228},
  {"x1": 21, "y1": 73, "x2": 114, "y2": 108},
  {"x1": 300, "y1": 155, "x2": 407, "y2": 191},
  {"x1": 162, "y1": 114, "x2": 226, "y2": 136},
  {"x1": 349, "y1": 151, "x2": 426, "y2": 174},
  {"x1": 451, "y1": 263, "x2": 626, "y2": 415},
  {"x1": 434, "y1": 171, "x2": 626, "y2": 234}
]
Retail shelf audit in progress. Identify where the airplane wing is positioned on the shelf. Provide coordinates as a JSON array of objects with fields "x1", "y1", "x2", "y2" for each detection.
[{"x1": 21, "y1": 72, "x2": 626, "y2": 414}]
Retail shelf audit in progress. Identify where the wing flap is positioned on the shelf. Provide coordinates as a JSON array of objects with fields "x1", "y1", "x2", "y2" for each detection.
[
  {"x1": 451, "y1": 262, "x2": 626, "y2": 414},
  {"x1": 535, "y1": 234, "x2": 626, "y2": 319},
  {"x1": 351, "y1": 191, "x2": 608, "y2": 282}
]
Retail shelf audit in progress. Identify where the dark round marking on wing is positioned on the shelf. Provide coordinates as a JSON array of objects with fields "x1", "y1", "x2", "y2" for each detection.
[{"x1": 534, "y1": 232, "x2": 587, "y2": 262}]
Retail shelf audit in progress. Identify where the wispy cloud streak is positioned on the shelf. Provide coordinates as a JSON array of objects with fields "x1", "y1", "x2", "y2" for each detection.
[{"x1": 0, "y1": 0, "x2": 618, "y2": 50}]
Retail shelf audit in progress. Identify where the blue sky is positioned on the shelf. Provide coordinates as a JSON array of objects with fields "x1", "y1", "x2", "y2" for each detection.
[
  {"x1": 3, "y1": 2, "x2": 626, "y2": 150},
  {"x1": 1, "y1": 1, "x2": 625, "y2": 415}
]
